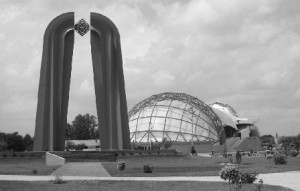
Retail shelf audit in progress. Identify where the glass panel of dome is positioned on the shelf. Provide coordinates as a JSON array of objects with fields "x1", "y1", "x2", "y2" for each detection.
[
  {"x1": 196, "y1": 118, "x2": 204, "y2": 127},
  {"x1": 175, "y1": 134, "x2": 185, "y2": 142},
  {"x1": 137, "y1": 123, "x2": 149, "y2": 131},
  {"x1": 141, "y1": 107, "x2": 154, "y2": 117},
  {"x1": 180, "y1": 121, "x2": 190, "y2": 133},
  {"x1": 157, "y1": 99, "x2": 172, "y2": 106},
  {"x1": 182, "y1": 133, "x2": 192, "y2": 141},
  {"x1": 138, "y1": 116, "x2": 151, "y2": 124},
  {"x1": 193, "y1": 109, "x2": 200, "y2": 116},
  {"x1": 153, "y1": 117, "x2": 165, "y2": 125},
  {"x1": 169, "y1": 118, "x2": 181, "y2": 128},
  {"x1": 149, "y1": 132, "x2": 157, "y2": 142},
  {"x1": 139, "y1": 132, "x2": 149, "y2": 142},
  {"x1": 129, "y1": 113, "x2": 139, "y2": 120},
  {"x1": 197, "y1": 136, "x2": 207, "y2": 141},
  {"x1": 152, "y1": 123, "x2": 164, "y2": 131},
  {"x1": 201, "y1": 130, "x2": 209, "y2": 137},
  {"x1": 196, "y1": 126, "x2": 204, "y2": 134},
  {"x1": 171, "y1": 100, "x2": 186, "y2": 108},
  {"x1": 155, "y1": 107, "x2": 168, "y2": 117},
  {"x1": 134, "y1": 132, "x2": 147, "y2": 142},
  {"x1": 152, "y1": 107, "x2": 163, "y2": 117},
  {"x1": 192, "y1": 136, "x2": 198, "y2": 142},
  {"x1": 129, "y1": 119, "x2": 137, "y2": 126},
  {"x1": 201, "y1": 114, "x2": 211, "y2": 124},
  {"x1": 166, "y1": 132, "x2": 179, "y2": 141},
  {"x1": 151, "y1": 132, "x2": 163, "y2": 141},
  {"x1": 182, "y1": 114, "x2": 193, "y2": 124},
  {"x1": 129, "y1": 121, "x2": 137, "y2": 132},
  {"x1": 169, "y1": 109, "x2": 183, "y2": 119},
  {"x1": 137, "y1": 118, "x2": 150, "y2": 131}
]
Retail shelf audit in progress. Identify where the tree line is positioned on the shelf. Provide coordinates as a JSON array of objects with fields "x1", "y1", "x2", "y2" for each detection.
[
  {"x1": 0, "y1": 113, "x2": 99, "y2": 152},
  {"x1": 260, "y1": 134, "x2": 300, "y2": 151},
  {"x1": 0, "y1": 132, "x2": 33, "y2": 151}
]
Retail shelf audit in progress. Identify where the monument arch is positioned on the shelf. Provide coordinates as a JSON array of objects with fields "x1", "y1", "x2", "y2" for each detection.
[{"x1": 33, "y1": 12, "x2": 130, "y2": 151}]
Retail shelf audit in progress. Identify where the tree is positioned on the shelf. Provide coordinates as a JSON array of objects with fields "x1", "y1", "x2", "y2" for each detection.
[
  {"x1": 260, "y1": 135, "x2": 275, "y2": 145},
  {"x1": 161, "y1": 138, "x2": 172, "y2": 150},
  {"x1": 68, "y1": 114, "x2": 99, "y2": 140},
  {"x1": 23, "y1": 134, "x2": 33, "y2": 151},
  {"x1": 249, "y1": 126, "x2": 260, "y2": 137},
  {"x1": 279, "y1": 135, "x2": 300, "y2": 151},
  {"x1": 6, "y1": 132, "x2": 26, "y2": 151},
  {"x1": 0, "y1": 140, "x2": 8, "y2": 151},
  {"x1": 65, "y1": 123, "x2": 75, "y2": 140}
]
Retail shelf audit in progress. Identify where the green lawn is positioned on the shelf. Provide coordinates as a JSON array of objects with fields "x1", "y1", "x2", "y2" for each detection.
[
  {"x1": 0, "y1": 181, "x2": 294, "y2": 191},
  {"x1": 0, "y1": 158, "x2": 60, "y2": 175},
  {"x1": 102, "y1": 155, "x2": 300, "y2": 177},
  {"x1": 1, "y1": 154, "x2": 300, "y2": 178}
]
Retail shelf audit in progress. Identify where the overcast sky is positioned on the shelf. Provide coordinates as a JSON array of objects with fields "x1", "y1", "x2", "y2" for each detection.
[{"x1": 0, "y1": 0, "x2": 299, "y2": 137}]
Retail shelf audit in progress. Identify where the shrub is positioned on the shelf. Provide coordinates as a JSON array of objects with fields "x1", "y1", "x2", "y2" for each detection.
[
  {"x1": 161, "y1": 138, "x2": 172, "y2": 150},
  {"x1": 12, "y1": 153, "x2": 17, "y2": 157},
  {"x1": 191, "y1": 146, "x2": 196, "y2": 155},
  {"x1": 219, "y1": 165, "x2": 241, "y2": 184},
  {"x1": 65, "y1": 141, "x2": 75, "y2": 151},
  {"x1": 2, "y1": 153, "x2": 7, "y2": 157},
  {"x1": 20, "y1": 153, "x2": 25, "y2": 157},
  {"x1": 32, "y1": 169, "x2": 38, "y2": 174},
  {"x1": 117, "y1": 161, "x2": 126, "y2": 171},
  {"x1": 53, "y1": 175, "x2": 66, "y2": 184},
  {"x1": 289, "y1": 150, "x2": 299, "y2": 157},
  {"x1": 75, "y1": 143, "x2": 86, "y2": 151},
  {"x1": 257, "y1": 179, "x2": 264, "y2": 191},
  {"x1": 273, "y1": 153, "x2": 287, "y2": 165},
  {"x1": 143, "y1": 164, "x2": 153, "y2": 173},
  {"x1": 240, "y1": 172, "x2": 258, "y2": 184}
]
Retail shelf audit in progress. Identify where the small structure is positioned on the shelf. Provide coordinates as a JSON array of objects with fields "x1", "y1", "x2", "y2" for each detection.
[{"x1": 65, "y1": 139, "x2": 100, "y2": 150}]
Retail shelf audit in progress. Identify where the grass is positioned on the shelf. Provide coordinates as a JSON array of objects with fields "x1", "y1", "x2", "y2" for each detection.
[
  {"x1": 0, "y1": 158, "x2": 60, "y2": 175},
  {"x1": 1, "y1": 154, "x2": 299, "y2": 177},
  {"x1": 0, "y1": 181, "x2": 294, "y2": 191},
  {"x1": 102, "y1": 155, "x2": 300, "y2": 177}
]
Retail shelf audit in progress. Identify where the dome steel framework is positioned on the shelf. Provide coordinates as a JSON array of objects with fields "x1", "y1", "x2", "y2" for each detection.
[{"x1": 128, "y1": 92, "x2": 224, "y2": 143}]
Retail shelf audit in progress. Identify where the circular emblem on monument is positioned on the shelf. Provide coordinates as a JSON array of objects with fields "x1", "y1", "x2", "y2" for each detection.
[{"x1": 75, "y1": 19, "x2": 90, "y2": 36}]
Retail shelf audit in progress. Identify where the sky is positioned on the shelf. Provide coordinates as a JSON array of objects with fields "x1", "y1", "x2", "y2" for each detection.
[{"x1": 0, "y1": 0, "x2": 299, "y2": 137}]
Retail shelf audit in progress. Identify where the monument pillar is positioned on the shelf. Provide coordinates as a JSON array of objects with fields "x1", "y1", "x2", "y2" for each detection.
[{"x1": 33, "y1": 12, "x2": 130, "y2": 151}]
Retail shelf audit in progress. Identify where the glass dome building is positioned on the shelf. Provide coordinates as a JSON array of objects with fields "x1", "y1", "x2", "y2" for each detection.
[{"x1": 128, "y1": 92, "x2": 224, "y2": 143}]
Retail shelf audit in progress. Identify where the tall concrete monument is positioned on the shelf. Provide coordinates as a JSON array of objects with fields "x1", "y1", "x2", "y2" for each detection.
[{"x1": 33, "y1": 12, "x2": 131, "y2": 151}]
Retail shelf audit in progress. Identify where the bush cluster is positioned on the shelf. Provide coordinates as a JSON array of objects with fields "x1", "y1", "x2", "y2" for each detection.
[
  {"x1": 219, "y1": 165, "x2": 241, "y2": 184},
  {"x1": 143, "y1": 164, "x2": 153, "y2": 173},
  {"x1": 117, "y1": 161, "x2": 126, "y2": 171},
  {"x1": 219, "y1": 165, "x2": 258, "y2": 184},
  {"x1": 273, "y1": 153, "x2": 287, "y2": 165},
  {"x1": 289, "y1": 150, "x2": 299, "y2": 157},
  {"x1": 240, "y1": 172, "x2": 258, "y2": 184},
  {"x1": 65, "y1": 141, "x2": 87, "y2": 151}
]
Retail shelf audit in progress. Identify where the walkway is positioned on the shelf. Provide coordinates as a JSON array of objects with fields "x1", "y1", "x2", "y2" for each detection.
[
  {"x1": 51, "y1": 162, "x2": 111, "y2": 177},
  {"x1": 0, "y1": 168, "x2": 300, "y2": 190}
]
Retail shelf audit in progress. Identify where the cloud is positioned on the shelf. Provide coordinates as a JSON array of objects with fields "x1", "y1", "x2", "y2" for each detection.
[{"x1": 0, "y1": 0, "x2": 299, "y2": 137}]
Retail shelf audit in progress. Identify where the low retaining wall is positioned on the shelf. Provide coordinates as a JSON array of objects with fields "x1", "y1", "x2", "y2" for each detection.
[{"x1": 46, "y1": 152, "x2": 65, "y2": 166}]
